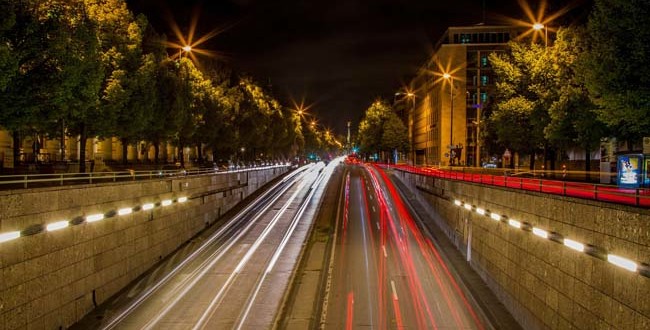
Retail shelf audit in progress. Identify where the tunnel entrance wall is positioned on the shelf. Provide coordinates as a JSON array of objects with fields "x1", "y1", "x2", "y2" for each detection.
[
  {"x1": 0, "y1": 167, "x2": 288, "y2": 330},
  {"x1": 394, "y1": 169, "x2": 650, "y2": 330}
]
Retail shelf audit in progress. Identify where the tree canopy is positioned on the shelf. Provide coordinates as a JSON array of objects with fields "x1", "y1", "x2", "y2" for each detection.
[
  {"x1": 582, "y1": 0, "x2": 650, "y2": 141},
  {"x1": 358, "y1": 100, "x2": 409, "y2": 160},
  {"x1": 0, "y1": 0, "x2": 338, "y2": 171}
]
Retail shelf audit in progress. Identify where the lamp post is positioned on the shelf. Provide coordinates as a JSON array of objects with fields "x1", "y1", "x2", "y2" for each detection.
[
  {"x1": 443, "y1": 73, "x2": 454, "y2": 166},
  {"x1": 394, "y1": 91, "x2": 416, "y2": 164},
  {"x1": 533, "y1": 23, "x2": 547, "y2": 47}
]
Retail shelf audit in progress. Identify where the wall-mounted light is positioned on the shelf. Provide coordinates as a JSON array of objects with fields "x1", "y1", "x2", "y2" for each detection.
[
  {"x1": 532, "y1": 227, "x2": 548, "y2": 239},
  {"x1": 46, "y1": 220, "x2": 69, "y2": 231},
  {"x1": 564, "y1": 238, "x2": 584, "y2": 252},
  {"x1": 118, "y1": 208, "x2": 133, "y2": 216},
  {"x1": 0, "y1": 231, "x2": 20, "y2": 243},
  {"x1": 86, "y1": 214, "x2": 104, "y2": 223}
]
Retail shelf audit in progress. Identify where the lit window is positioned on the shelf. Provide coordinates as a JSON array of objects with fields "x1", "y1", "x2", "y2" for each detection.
[
  {"x1": 481, "y1": 75, "x2": 489, "y2": 86},
  {"x1": 481, "y1": 55, "x2": 489, "y2": 67},
  {"x1": 480, "y1": 92, "x2": 488, "y2": 103}
]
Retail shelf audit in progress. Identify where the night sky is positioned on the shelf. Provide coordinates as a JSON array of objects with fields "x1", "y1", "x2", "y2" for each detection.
[{"x1": 126, "y1": 0, "x2": 590, "y2": 135}]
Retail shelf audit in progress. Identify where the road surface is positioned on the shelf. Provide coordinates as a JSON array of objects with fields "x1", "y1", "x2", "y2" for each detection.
[
  {"x1": 320, "y1": 163, "x2": 489, "y2": 329},
  {"x1": 75, "y1": 161, "x2": 337, "y2": 330}
]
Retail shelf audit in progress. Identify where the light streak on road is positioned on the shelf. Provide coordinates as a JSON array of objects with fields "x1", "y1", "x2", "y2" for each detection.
[
  {"x1": 98, "y1": 160, "x2": 340, "y2": 330},
  {"x1": 322, "y1": 163, "x2": 488, "y2": 329}
]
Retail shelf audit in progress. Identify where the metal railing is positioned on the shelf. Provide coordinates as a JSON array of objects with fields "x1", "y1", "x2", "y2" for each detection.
[
  {"x1": 0, "y1": 164, "x2": 289, "y2": 190},
  {"x1": 385, "y1": 164, "x2": 650, "y2": 208}
]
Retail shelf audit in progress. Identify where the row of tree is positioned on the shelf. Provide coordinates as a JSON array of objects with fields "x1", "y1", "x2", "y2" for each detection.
[
  {"x1": 0, "y1": 0, "x2": 338, "y2": 172},
  {"x1": 486, "y1": 0, "x2": 649, "y2": 171}
]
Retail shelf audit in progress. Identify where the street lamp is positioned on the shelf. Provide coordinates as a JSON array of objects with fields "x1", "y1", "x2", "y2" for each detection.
[
  {"x1": 179, "y1": 45, "x2": 192, "y2": 59},
  {"x1": 533, "y1": 23, "x2": 547, "y2": 47},
  {"x1": 443, "y1": 73, "x2": 455, "y2": 166},
  {"x1": 394, "y1": 91, "x2": 416, "y2": 164}
]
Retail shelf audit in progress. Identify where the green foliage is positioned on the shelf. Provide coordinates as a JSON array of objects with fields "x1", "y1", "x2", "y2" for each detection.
[
  {"x1": 0, "y1": 0, "x2": 313, "y2": 166},
  {"x1": 546, "y1": 27, "x2": 606, "y2": 152},
  {"x1": 0, "y1": 0, "x2": 102, "y2": 140},
  {"x1": 489, "y1": 27, "x2": 609, "y2": 170},
  {"x1": 489, "y1": 42, "x2": 550, "y2": 157},
  {"x1": 582, "y1": 0, "x2": 650, "y2": 140},
  {"x1": 381, "y1": 114, "x2": 409, "y2": 152},
  {"x1": 0, "y1": 0, "x2": 17, "y2": 92},
  {"x1": 358, "y1": 100, "x2": 408, "y2": 155}
]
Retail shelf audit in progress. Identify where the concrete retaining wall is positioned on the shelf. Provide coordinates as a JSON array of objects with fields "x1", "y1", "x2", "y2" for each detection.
[
  {"x1": 394, "y1": 170, "x2": 650, "y2": 330},
  {"x1": 0, "y1": 167, "x2": 288, "y2": 329}
]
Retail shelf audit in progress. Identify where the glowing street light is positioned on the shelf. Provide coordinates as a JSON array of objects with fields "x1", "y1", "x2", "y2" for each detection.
[
  {"x1": 178, "y1": 45, "x2": 192, "y2": 60},
  {"x1": 532, "y1": 23, "x2": 548, "y2": 47}
]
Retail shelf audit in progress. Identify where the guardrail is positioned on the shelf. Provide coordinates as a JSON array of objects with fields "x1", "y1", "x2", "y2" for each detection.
[
  {"x1": 385, "y1": 164, "x2": 650, "y2": 208},
  {"x1": 0, "y1": 164, "x2": 290, "y2": 190}
]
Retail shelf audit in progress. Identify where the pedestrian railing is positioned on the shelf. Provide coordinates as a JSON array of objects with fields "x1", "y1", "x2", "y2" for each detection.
[
  {"x1": 0, "y1": 164, "x2": 289, "y2": 190},
  {"x1": 384, "y1": 164, "x2": 650, "y2": 208}
]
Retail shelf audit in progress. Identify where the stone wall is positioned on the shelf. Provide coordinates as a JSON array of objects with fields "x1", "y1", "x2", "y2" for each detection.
[
  {"x1": 394, "y1": 170, "x2": 650, "y2": 330},
  {"x1": 0, "y1": 167, "x2": 287, "y2": 329}
]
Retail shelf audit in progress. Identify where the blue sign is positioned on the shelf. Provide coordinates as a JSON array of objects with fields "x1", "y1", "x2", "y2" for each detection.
[{"x1": 617, "y1": 154, "x2": 642, "y2": 188}]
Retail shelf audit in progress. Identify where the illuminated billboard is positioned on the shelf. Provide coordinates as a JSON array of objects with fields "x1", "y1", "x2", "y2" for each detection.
[{"x1": 617, "y1": 154, "x2": 642, "y2": 188}]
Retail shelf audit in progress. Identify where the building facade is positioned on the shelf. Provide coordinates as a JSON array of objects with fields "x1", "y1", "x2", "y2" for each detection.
[
  {"x1": 406, "y1": 25, "x2": 523, "y2": 166},
  {"x1": 0, "y1": 130, "x2": 195, "y2": 173}
]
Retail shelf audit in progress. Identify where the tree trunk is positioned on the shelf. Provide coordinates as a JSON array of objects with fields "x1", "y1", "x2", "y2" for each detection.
[
  {"x1": 79, "y1": 123, "x2": 87, "y2": 173},
  {"x1": 154, "y1": 141, "x2": 160, "y2": 164},
  {"x1": 585, "y1": 148, "x2": 591, "y2": 182},
  {"x1": 60, "y1": 120, "x2": 66, "y2": 161},
  {"x1": 179, "y1": 141, "x2": 185, "y2": 168},
  {"x1": 197, "y1": 143, "x2": 203, "y2": 164},
  {"x1": 529, "y1": 151, "x2": 536, "y2": 170},
  {"x1": 12, "y1": 131, "x2": 20, "y2": 168},
  {"x1": 121, "y1": 138, "x2": 129, "y2": 165}
]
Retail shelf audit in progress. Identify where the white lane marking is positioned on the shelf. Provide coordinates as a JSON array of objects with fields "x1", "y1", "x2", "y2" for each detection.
[
  {"x1": 236, "y1": 166, "x2": 328, "y2": 330},
  {"x1": 391, "y1": 280, "x2": 398, "y2": 301},
  {"x1": 193, "y1": 174, "x2": 312, "y2": 330},
  {"x1": 376, "y1": 221, "x2": 380, "y2": 230},
  {"x1": 382, "y1": 245, "x2": 387, "y2": 258},
  {"x1": 101, "y1": 166, "x2": 314, "y2": 330},
  {"x1": 372, "y1": 206, "x2": 376, "y2": 213}
]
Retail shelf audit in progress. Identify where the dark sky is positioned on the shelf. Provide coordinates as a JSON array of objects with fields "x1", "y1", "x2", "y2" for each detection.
[{"x1": 126, "y1": 0, "x2": 590, "y2": 135}]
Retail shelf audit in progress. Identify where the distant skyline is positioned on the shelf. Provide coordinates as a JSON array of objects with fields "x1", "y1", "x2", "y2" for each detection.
[{"x1": 126, "y1": 0, "x2": 591, "y2": 135}]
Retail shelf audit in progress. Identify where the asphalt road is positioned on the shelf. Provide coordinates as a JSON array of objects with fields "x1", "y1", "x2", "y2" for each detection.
[
  {"x1": 320, "y1": 163, "x2": 490, "y2": 329},
  {"x1": 72, "y1": 161, "x2": 338, "y2": 330}
]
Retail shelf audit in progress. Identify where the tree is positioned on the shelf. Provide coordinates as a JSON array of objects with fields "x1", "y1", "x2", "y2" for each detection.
[
  {"x1": 0, "y1": 0, "x2": 102, "y2": 168},
  {"x1": 490, "y1": 28, "x2": 608, "y2": 173},
  {"x1": 381, "y1": 114, "x2": 409, "y2": 161},
  {"x1": 143, "y1": 58, "x2": 182, "y2": 163},
  {"x1": 358, "y1": 100, "x2": 409, "y2": 161},
  {"x1": 78, "y1": 0, "x2": 145, "y2": 172},
  {"x1": 234, "y1": 76, "x2": 277, "y2": 160},
  {"x1": 0, "y1": 0, "x2": 17, "y2": 92},
  {"x1": 582, "y1": 0, "x2": 650, "y2": 143},
  {"x1": 546, "y1": 27, "x2": 607, "y2": 175},
  {"x1": 489, "y1": 42, "x2": 553, "y2": 169}
]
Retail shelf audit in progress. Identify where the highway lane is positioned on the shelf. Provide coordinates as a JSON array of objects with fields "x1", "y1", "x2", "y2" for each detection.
[
  {"x1": 84, "y1": 160, "x2": 338, "y2": 330},
  {"x1": 321, "y1": 163, "x2": 490, "y2": 329}
]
